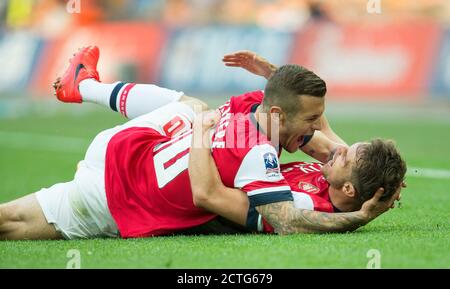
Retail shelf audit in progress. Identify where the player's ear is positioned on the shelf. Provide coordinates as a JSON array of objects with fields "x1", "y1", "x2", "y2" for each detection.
[
  {"x1": 343, "y1": 182, "x2": 356, "y2": 198},
  {"x1": 269, "y1": 106, "x2": 284, "y2": 125}
]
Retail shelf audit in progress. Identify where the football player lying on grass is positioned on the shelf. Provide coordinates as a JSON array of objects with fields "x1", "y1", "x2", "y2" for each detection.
[
  {"x1": 0, "y1": 101, "x2": 405, "y2": 240},
  {"x1": 0, "y1": 47, "x2": 404, "y2": 240},
  {"x1": 188, "y1": 111, "x2": 406, "y2": 234}
]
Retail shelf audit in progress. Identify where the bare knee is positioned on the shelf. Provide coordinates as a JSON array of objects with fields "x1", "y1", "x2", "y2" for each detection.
[
  {"x1": 0, "y1": 203, "x2": 22, "y2": 238},
  {"x1": 1, "y1": 194, "x2": 63, "y2": 241},
  {"x1": 0, "y1": 203, "x2": 20, "y2": 224}
]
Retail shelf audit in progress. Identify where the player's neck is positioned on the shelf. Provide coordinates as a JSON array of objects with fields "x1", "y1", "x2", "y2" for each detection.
[{"x1": 328, "y1": 186, "x2": 360, "y2": 212}]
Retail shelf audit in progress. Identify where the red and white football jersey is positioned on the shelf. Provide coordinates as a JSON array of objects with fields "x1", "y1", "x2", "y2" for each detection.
[
  {"x1": 211, "y1": 91, "x2": 293, "y2": 219},
  {"x1": 260, "y1": 162, "x2": 336, "y2": 233},
  {"x1": 103, "y1": 92, "x2": 320, "y2": 238},
  {"x1": 104, "y1": 103, "x2": 218, "y2": 238},
  {"x1": 105, "y1": 91, "x2": 294, "y2": 237}
]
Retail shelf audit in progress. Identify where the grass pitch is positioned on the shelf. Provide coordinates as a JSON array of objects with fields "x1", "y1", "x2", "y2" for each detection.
[{"x1": 0, "y1": 102, "x2": 449, "y2": 268}]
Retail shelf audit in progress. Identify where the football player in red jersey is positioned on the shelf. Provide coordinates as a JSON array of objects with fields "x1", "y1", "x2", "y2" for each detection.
[
  {"x1": 0, "y1": 104, "x2": 404, "y2": 240},
  {"x1": 188, "y1": 111, "x2": 406, "y2": 234},
  {"x1": 0, "y1": 48, "x2": 405, "y2": 240},
  {"x1": 52, "y1": 47, "x2": 355, "y2": 234}
]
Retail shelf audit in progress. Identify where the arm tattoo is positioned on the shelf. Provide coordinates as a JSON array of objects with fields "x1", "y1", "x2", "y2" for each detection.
[{"x1": 256, "y1": 201, "x2": 368, "y2": 235}]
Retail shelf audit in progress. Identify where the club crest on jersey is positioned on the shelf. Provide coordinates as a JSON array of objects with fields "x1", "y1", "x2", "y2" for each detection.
[
  {"x1": 298, "y1": 182, "x2": 320, "y2": 194},
  {"x1": 263, "y1": 152, "x2": 280, "y2": 178}
]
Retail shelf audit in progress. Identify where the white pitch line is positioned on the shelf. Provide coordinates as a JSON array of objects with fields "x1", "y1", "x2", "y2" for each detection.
[
  {"x1": 407, "y1": 167, "x2": 450, "y2": 180},
  {"x1": 0, "y1": 130, "x2": 450, "y2": 180}
]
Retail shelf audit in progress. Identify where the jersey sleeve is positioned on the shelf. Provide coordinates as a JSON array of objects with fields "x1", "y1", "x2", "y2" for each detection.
[{"x1": 234, "y1": 144, "x2": 293, "y2": 207}]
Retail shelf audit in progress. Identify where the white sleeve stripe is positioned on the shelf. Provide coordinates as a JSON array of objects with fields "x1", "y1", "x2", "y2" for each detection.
[{"x1": 247, "y1": 186, "x2": 292, "y2": 196}]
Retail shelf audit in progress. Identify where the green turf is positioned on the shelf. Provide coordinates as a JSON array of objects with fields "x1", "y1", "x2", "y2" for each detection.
[{"x1": 0, "y1": 105, "x2": 449, "y2": 268}]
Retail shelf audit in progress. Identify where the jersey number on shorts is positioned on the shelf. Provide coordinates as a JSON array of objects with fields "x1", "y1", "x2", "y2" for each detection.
[
  {"x1": 154, "y1": 116, "x2": 192, "y2": 189},
  {"x1": 163, "y1": 115, "x2": 187, "y2": 138}
]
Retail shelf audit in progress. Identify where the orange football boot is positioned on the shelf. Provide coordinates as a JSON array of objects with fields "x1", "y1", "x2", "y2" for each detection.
[{"x1": 54, "y1": 46, "x2": 100, "y2": 103}]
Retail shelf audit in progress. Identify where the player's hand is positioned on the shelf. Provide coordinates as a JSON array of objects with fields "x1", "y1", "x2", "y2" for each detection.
[
  {"x1": 222, "y1": 51, "x2": 277, "y2": 80},
  {"x1": 195, "y1": 110, "x2": 220, "y2": 131},
  {"x1": 360, "y1": 185, "x2": 403, "y2": 221},
  {"x1": 192, "y1": 110, "x2": 221, "y2": 149}
]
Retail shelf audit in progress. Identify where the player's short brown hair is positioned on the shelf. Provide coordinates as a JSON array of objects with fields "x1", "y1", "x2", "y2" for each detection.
[
  {"x1": 351, "y1": 139, "x2": 407, "y2": 202},
  {"x1": 263, "y1": 64, "x2": 327, "y2": 116}
]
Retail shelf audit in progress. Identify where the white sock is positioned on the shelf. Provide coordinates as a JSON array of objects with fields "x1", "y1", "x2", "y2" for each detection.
[
  {"x1": 79, "y1": 79, "x2": 184, "y2": 119},
  {"x1": 79, "y1": 79, "x2": 119, "y2": 107}
]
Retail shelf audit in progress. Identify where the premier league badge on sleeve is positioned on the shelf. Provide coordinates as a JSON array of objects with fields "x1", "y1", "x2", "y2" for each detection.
[{"x1": 263, "y1": 152, "x2": 280, "y2": 178}]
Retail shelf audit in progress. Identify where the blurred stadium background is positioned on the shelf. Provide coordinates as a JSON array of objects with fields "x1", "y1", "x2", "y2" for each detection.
[
  {"x1": 1, "y1": 0, "x2": 450, "y2": 105},
  {"x1": 0, "y1": 0, "x2": 449, "y2": 268}
]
